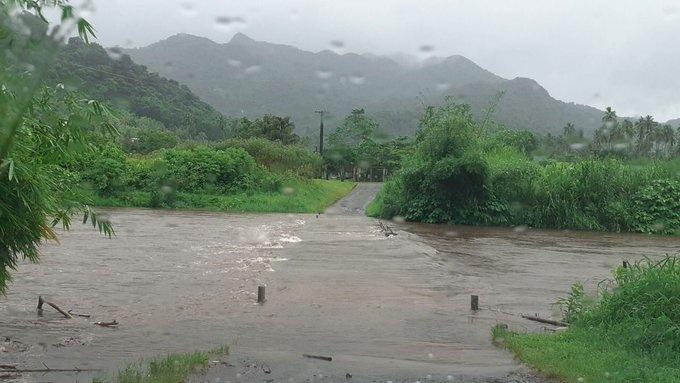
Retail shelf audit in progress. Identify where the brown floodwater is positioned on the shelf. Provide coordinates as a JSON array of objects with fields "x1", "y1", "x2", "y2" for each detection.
[{"x1": 1, "y1": 183, "x2": 678, "y2": 382}]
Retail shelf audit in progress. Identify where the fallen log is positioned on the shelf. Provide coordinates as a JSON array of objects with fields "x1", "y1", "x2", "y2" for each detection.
[
  {"x1": 303, "y1": 354, "x2": 332, "y2": 362},
  {"x1": 521, "y1": 314, "x2": 567, "y2": 327},
  {"x1": 37, "y1": 296, "x2": 72, "y2": 319},
  {"x1": 94, "y1": 320, "x2": 118, "y2": 327}
]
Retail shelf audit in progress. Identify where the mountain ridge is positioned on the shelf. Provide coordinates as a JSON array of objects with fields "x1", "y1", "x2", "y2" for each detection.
[{"x1": 124, "y1": 32, "x2": 608, "y2": 136}]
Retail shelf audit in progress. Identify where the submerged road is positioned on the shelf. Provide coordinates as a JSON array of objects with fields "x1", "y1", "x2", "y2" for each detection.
[{"x1": 2, "y1": 183, "x2": 678, "y2": 382}]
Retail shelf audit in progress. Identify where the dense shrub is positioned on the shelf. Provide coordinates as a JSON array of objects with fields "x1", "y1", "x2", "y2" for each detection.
[
  {"x1": 631, "y1": 179, "x2": 680, "y2": 234},
  {"x1": 579, "y1": 257, "x2": 680, "y2": 360},
  {"x1": 79, "y1": 145, "x2": 126, "y2": 196},
  {"x1": 370, "y1": 100, "x2": 680, "y2": 234},
  {"x1": 214, "y1": 138, "x2": 322, "y2": 177}
]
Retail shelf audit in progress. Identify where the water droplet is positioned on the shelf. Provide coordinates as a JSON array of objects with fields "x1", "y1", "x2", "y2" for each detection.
[
  {"x1": 447, "y1": 376, "x2": 454, "y2": 381},
  {"x1": 436, "y1": 83, "x2": 451, "y2": 91},
  {"x1": 244, "y1": 65, "x2": 261, "y2": 74},
  {"x1": 613, "y1": 143, "x2": 628, "y2": 151},
  {"x1": 282, "y1": 187, "x2": 295, "y2": 195},
  {"x1": 315, "y1": 70, "x2": 333, "y2": 79},
  {"x1": 427, "y1": 353, "x2": 434, "y2": 359},
  {"x1": 228, "y1": 59, "x2": 242, "y2": 67},
  {"x1": 419, "y1": 45, "x2": 435, "y2": 53},
  {"x1": 349, "y1": 75, "x2": 366, "y2": 85},
  {"x1": 179, "y1": 2, "x2": 197, "y2": 17},
  {"x1": 215, "y1": 16, "x2": 246, "y2": 31},
  {"x1": 393, "y1": 216, "x2": 405, "y2": 223},
  {"x1": 663, "y1": 5, "x2": 680, "y2": 21},
  {"x1": 569, "y1": 143, "x2": 586, "y2": 151},
  {"x1": 106, "y1": 47, "x2": 123, "y2": 60},
  {"x1": 513, "y1": 225, "x2": 528, "y2": 233}
]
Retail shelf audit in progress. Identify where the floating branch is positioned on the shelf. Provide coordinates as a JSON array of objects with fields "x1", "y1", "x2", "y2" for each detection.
[
  {"x1": 303, "y1": 354, "x2": 333, "y2": 361},
  {"x1": 67, "y1": 310, "x2": 91, "y2": 318},
  {"x1": 521, "y1": 314, "x2": 567, "y2": 327},
  {"x1": 37, "y1": 296, "x2": 72, "y2": 319},
  {"x1": 94, "y1": 320, "x2": 118, "y2": 327}
]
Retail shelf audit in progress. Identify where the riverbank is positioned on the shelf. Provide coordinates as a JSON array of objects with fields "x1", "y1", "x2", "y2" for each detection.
[
  {"x1": 493, "y1": 256, "x2": 680, "y2": 383},
  {"x1": 86, "y1": 179, "x2": 356, "y2": 214}
]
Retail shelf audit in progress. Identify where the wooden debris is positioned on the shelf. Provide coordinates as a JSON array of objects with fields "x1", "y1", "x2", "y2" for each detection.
[
  {"x1": 521, "y1": 314, "x2": 567, "y2": 327},
  {"x1": 67, "y1": 310, "x2": 91, "y2": 318},
  {"x1": 94, "y1": 320, "x2": 118, "y2": 327},
  {"x1": 377, "y1": 221, "x2": 397, "y2": 237},
  {"x1": 37, "y1": 296, "x2": 72, "y2": 319},
  {"x1": 303, "y1": 354, "x2": 332, "y2": 361}
]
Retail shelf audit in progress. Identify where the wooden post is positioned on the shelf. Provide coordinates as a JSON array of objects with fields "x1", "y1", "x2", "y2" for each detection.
[
  {"x1": 470, "y1": 295, "x2": 479, "y2": 311},
  {"x1": 257, "y1": 285, "x2": 266, "y2": 304}
]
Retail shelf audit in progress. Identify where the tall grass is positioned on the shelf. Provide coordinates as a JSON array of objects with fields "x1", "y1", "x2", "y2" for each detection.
[{"x1": 495, "y1": 256, "x2": 680, "y2": 382}]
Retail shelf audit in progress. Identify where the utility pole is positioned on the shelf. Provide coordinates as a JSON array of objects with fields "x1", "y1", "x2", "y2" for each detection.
[{"x1": 315, "y1": 110, "x2": 326, "y2": 156}]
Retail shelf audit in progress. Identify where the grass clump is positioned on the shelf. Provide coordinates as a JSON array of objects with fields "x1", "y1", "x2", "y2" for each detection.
[
  {"x1": 495, "y1": 256, "x2": 680, "y2": 382},
  {"x1": 93, "y1": 345, "x2": 228, "y2": 383}
]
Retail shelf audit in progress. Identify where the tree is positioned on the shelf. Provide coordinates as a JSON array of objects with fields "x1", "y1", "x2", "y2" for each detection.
[{"x1": 0, "y1": 0, "x2": 112, "y2": 293}]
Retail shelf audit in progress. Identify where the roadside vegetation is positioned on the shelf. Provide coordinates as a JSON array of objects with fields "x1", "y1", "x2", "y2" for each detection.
[
  {"x1": 493, "y1": 256, "x2": 680, "y2": 382},
  {"x1": 368, "y1": 98, "x2": 680, "y2": 235},
  {"x1": 92, "y1": 346, "x2": 229, "y2": 383}
]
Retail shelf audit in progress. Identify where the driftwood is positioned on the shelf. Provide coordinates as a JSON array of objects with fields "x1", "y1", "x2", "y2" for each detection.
[
  {"x1": 67, "y1": 310, "x2": 91, "y2": 318},
  {"x1": 37, "y1": 296, "x2": 72, "y2": 319},
  {"x1": 521, "y1": 314, "x2": 567, "y2": 327},
  {"x1": 377, "y1": 221, "x2": 397, "y2": 237},
  {"x1": 94, "y1": 320, "x2": 118, "y2": 327},
  {"x1": 303, "y1": 354, "x2": 332, "y2": 361}
]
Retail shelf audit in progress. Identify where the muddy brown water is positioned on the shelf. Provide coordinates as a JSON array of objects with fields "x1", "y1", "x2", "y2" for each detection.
[{"x1": 1, "y1": 183, "x2": 678, "y2": 382}]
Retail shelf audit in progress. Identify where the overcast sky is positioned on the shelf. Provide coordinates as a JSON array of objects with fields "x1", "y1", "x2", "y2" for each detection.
[{"x1": 76, "y1": 0, "x2": 680, "y2": 121}]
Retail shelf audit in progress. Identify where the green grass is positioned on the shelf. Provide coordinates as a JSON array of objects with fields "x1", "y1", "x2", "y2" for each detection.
[
  {"x1": 90, "y1": 180, "x2": 356, "y2": 214},
  {"x1": 494, "y1": 326, "x2": 680, "y2": 383},
  {"x1": 93, "y1": 345, "x2": 229, "y2": 383},
  {"x1": 494, "y1": 257, "x2": 680, "y2": 383}
]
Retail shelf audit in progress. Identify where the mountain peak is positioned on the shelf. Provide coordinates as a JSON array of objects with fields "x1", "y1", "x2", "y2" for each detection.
[{"x1": 229, "y1": 32, "x2": 257, "y2": 45}]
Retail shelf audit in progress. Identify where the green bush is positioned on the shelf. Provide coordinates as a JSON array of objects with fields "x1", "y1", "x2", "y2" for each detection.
[
  {"x1": 214, "y1": 138, "x2": 322, "y2": 177},
  {"x1": 631, "y1": 179, "x2": 680, "y2": 235},
  {"x1": 79, "y1": 145, "x2": 126, "y2": 196}
]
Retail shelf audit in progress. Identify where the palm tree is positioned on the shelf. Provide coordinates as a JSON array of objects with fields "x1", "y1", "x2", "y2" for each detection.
[{"x1": 562, "y1": 122, "x2": 576, "y2": 137}]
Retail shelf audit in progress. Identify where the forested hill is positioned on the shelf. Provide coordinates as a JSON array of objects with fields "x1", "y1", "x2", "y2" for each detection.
[
  {"x1": 50, "y1": 38, "x2": 228, "y2": 139},
  {"x1": 125, "y1": 32, "x2": 604, "y2": 137}
]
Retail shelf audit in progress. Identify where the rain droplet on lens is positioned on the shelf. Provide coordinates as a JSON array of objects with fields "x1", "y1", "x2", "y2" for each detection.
[
  {"x1": 106, "y1": 47, "x2": 123, "y2": 60},
  {"x1": 244, "y1": 65, "x2": 261, "y2": 74},
  {"x1": 315, "y1": 70, "x2": 333, "y2": 79},
  {"x1": 179, "y1": 2, "x2": 197, "y2": 17},
  {"x1": 569, "y1": 143, "x2": 586, "y2": 151},
  {"x1": 436, "y1": 83, "x2": 451, "y2": 91},
  {"x1": 349, "y1": 75, "x2": 366, "y2": 85},
  {"x1": 419, "y1": 45, "x2": 435, "y2": 53},
  {"x1": 215, "y1": 16, "x2": 245, "y2": 30},
  {"x1": 228, "y1": 59, "x2": 242, "y2": 67}
]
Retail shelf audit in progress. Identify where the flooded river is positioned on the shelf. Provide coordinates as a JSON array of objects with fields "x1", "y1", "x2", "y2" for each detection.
[{"x1": 1, "y1": 184, "x2": 679, "y2": 382}]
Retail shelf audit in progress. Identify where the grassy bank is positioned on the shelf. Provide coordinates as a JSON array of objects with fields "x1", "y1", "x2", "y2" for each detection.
[
  {"x1": 494, "y1": 257, "x2": 680, "y2": 383},
  {"x1": 93, "y1": 345, "x2": 228, "y2": 383},
  {"x1": 88, "y1": 179, "x2": 356, "y2": 213},
  {"x1": 368, "y1": 101, "x2": 680, "y2": 235}
]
